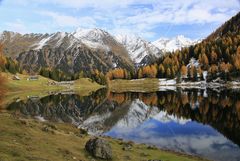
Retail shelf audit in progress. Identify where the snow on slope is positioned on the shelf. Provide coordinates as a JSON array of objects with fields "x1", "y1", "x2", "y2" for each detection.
[
  {"x1": 32, "y1": 32, "x2": 76, "y2": 50},
  {"x1": 72, "y1": 28, "x2": 111, "y2": 50},
  {"x1": 115, "y1": 34, "x2": 162, "y2": 64},
  {"x1": 34, "y1": 34, "x2": 54, "y2": 49},
  {"x1": 153, "y1": 35, "x2": 199, "y2": 52},
  {"x1": 23, "y1": 28, "x2": 200, "y2": 65}
]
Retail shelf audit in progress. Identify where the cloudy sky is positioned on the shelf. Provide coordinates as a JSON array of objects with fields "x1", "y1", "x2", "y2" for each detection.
[{"x1": 0, "y1": 0, "x2": 239, "y2": 41}]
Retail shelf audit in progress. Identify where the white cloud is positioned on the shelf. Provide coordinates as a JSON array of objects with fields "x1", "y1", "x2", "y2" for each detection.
[
  {"x1": 2, "y1": 0, "x2": 239, "y2": 39},
  {"x1": 5, "y1": 19, "x2": 28, "y2": 33},
  {"x1": 38, "y1": 11, "x2": 96, "y2": 28}
]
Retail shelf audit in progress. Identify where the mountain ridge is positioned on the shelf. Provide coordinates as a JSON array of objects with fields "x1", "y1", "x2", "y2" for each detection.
[{"x1": 0, "y1": 28, "x2": 199, "y2": 76}]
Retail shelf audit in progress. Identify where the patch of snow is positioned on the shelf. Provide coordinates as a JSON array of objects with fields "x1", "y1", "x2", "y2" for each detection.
[
  {"x1": 159, "y1": 79, "x2": 176, "y2": 86},
  {"x1": 187, "y1": 58, "x2": 199, "y2": 68},
  {"x1": 203, "y1": 89, "x2": 208, "y2": 97},
  {"x1": 35, "y1": 116, "x2": 46, "y2": 122},
  {"x1": 112, "y1": 62, "x2": 117, "y2": 68},
  {"x1": 203, "y1": 71, "x2": 208, "y2": 81},
  {"x1": 158, "y1": 86, "x2": 177, "y2": 91},
  {"x1": 0, "y1": 32, "x2": 3, "y2": 40}
]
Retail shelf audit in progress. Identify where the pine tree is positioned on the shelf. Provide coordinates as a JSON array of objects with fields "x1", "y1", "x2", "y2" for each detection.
[
  {"x1": 8, "y1": 61, "x2": 17, "y2": 74},
  {"x1": 193, "y1": 66, "x2": 198, "y2": 81},
  {"x1": 180, "y1": 65, "x2": 187, "y2": 77},
  {"x1": 138, "y1": 68, "x2": 143, "y2": 79},
  {"x1": 158, "y1": 64, "x2": 165, "y2": 78},
  {"x1": 166, "y1": 68, "x2": 171, "y2": 78}
]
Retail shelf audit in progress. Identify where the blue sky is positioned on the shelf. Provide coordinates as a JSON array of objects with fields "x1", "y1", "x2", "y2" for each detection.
[{"x1": 0, "y1": 0, "x2": 239, "y2": 41}]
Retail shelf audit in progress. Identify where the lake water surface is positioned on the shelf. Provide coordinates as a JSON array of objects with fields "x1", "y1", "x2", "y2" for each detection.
[{"x1": 5, "y1": 88, "x2": 240, "y2": 161}]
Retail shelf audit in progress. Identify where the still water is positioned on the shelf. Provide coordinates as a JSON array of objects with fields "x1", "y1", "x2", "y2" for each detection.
[{"x1": 6, "y1": 88, "x2": 240, "y2": 161}]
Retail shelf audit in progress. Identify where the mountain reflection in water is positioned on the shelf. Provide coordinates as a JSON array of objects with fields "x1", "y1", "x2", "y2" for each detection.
[{"x1": 6, "y1": 88, "x2": 240, "y2": 161}]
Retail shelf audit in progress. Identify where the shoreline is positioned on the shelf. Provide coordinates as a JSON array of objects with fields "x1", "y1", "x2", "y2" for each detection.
[
  {"x1": 110, "y1": 78, "x2": 240, "y2": 93},
  {"x1": 0, "y1": 112, "x2": 208, "y2": 161}
]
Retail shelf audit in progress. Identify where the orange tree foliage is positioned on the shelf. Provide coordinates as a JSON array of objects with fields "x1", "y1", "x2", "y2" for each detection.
[
  {"x1": 90, "y1": 69, "x2": 107, "y2": 85},
  {"x1": 107, "y1": 68, "x2": 132, "y2": 80},
  {"x1": 0, "y1": 44, "x2": 7, "y2": 70},
  {"x1": 233, "y1": 46, "x2": 240, "y2": 71},
  {"x1": 140, "y1": 64, "x2": 158, "y2": 78},
  {"x1": 180, "y1": 65, "x2": 187, "y2": 77}
]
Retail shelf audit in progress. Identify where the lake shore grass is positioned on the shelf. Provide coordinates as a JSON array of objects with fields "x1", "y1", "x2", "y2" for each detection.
[
  {"x1": 0, "y1": 112, "x2": 209, "y2": 161},
  {"x1": 110, "y1": 78, "x2": 160, "y2": 92}
]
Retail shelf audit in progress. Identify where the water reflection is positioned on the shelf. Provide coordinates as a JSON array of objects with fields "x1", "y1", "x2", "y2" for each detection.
[
  {"x1": 7, "y1": 89, "x2": 108, "y2": 124},
  {"x1": 6, "y1": 88, "x2": 240, "y2": 161}
]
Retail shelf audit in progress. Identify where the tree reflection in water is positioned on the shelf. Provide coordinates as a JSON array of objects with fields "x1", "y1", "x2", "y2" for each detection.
[{"x1": 6, "y1": 88, "x2": 240, "y2": 161}]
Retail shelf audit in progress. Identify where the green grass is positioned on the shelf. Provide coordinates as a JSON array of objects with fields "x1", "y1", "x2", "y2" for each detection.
[
  {"x1": 0, "y1": 113, "x2": 208, "y2": 161},
  {"x1": 74, "y1": 78, "x2": 104, "y2": 91},
  {"x1": 3, "y1": 73, "x2": 103, "y2": 92},
  {"x1": 110, "y1": 78, "x2": 160, "y2": 92},
  {"x1": 0, "y1": 73, "x2": 103, "y2": 108},
  {"x1": 3, "y1": 73, "x2": 66, "y2": 92}
]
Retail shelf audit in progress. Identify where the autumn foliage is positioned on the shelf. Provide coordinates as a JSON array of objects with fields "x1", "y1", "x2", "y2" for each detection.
[
  {"x1": 0, "y1": 44, "x2": 6, "y2": 104},
  {"x1": 107, "y1": 68, "x2": 131, "y2": 80}
]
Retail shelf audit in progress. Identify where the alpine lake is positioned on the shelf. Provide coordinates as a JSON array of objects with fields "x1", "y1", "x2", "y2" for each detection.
[{"x1": 1, "y1": 86, "x2": 240, "y2": 161}]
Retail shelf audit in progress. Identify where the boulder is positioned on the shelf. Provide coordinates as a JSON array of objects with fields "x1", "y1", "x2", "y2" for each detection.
[{"x1": 85, "y1": 137, "x2": 112, "y2": 160}]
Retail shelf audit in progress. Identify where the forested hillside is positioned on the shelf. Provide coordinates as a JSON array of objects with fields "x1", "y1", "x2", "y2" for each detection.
[
  {"x1": 153, "y1": 11, "x2": 240, "y2": 81},
  {"x1": 108, "y1": 12, "x2": 240, "y2": 82}
]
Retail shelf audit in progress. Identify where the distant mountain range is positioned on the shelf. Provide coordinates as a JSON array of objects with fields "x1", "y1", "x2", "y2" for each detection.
[{"x1": 0, "y1": 28, "x2": 198, "y2": 74}]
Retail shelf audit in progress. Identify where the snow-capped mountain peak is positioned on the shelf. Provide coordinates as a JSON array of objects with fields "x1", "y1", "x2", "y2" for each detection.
[
  {"x1": 153, "y1": 35, "x2": 199, "y2": 52},
  {"x1": 73, "y1": 28, "x2": 109, "y2": 40},
  {"x1": 71, "y1": 28, "x2": 113, "y2": 49},
  {"x1": 115, "y1": 34, "x2": 163, "y2": 65}
]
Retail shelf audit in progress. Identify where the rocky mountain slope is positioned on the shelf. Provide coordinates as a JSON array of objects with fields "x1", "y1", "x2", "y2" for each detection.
[{"x1": 0, "y1": 30, "x2": 134, "y2": 74}]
